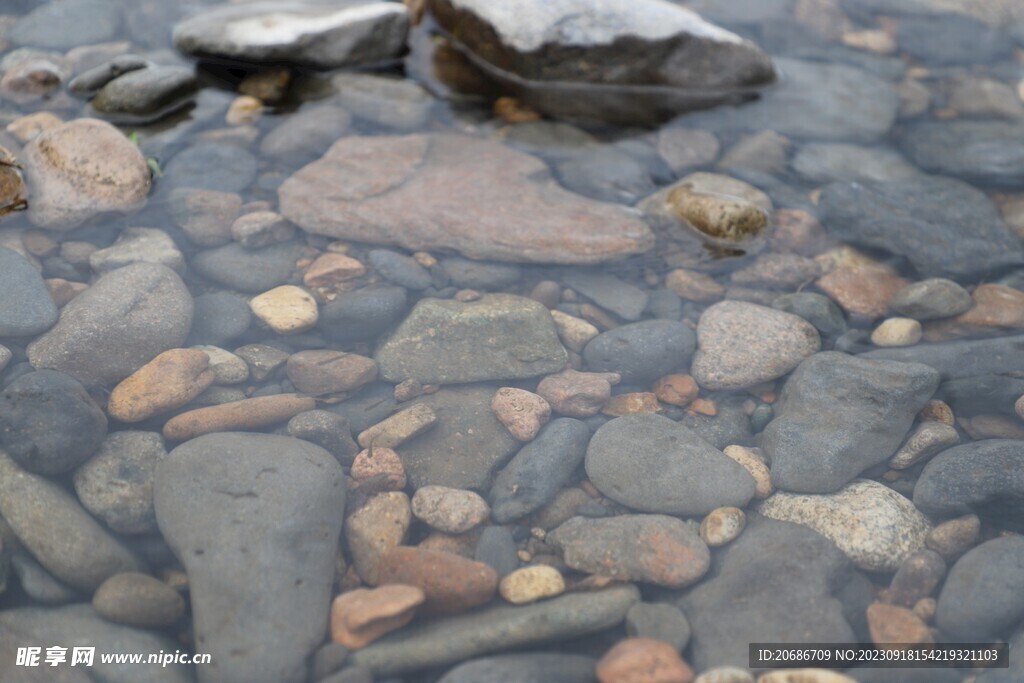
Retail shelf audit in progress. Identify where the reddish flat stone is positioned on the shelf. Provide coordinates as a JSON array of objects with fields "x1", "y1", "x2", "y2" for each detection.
[{"x1": 377, "y1": 546, "x2": 498, "y2": 614}]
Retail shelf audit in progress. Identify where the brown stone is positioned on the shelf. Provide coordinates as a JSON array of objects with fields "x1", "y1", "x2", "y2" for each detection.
[
  {"x1": 45, "y1": 278, "x2": 87, "y2": 306},
  {"x1": 537, "y1": 369, "x2": 619, "y2": 418},
  {"x1": 815, "y1": 258, "x2": 907, "y2": 321},
  {"x1": 959, "y1": 413, "x2": 1024, "y2": 440},
  {"x1": 417, "y1": 529, "x2": 481, "y2": 558},
  {"x1": 722, "y1": 445, "x2": 774, "y2": 499},
  {"x1": 286, "y1": 350, "x2": 377, "y2": 396},
  {"x1": 92, "y1": 572, "x2": 186, "y2": 628},
  {"x1": 278, "y1": 134, "x2": 654, "y2": 264},
  {"x1": 602, "y1": 392, "x2": 662, "y2": 417},
  {"x1": 491, "y1": 387, "x2": 551, "y2": 441},
  {"x1": 923, "y1": 283, "x2": 1024, "y2": 341},
  {"x1": 411, "y1": 485, "x2": 490, "y2": 534},
  {"x1": 596, "y1": 637, "x2": 694, "y2": 683},
  {"x1": 162, "y1": 394, "x2": 316, "y2": 441},
  {"x1": 330, "y1": 585, "x2": 425, "y2": 649},
  {"x1": 6, "y1": 111, "x2": 63, "y2": 143},
  {"x1": 918, "y1": 399, "x2": 955, "y2": 426},
  {"x1": 303, "y1": 252, "x2": 366, "y2": 287},
  {"x1": 653, "y1": 374, "x2": 699, "y2": 407},
  {"x1": 346, "y1": 492, "x2": 411, "y2": 585},
  {"x1": 924, "y1": 514, "x2": 980, "y2": 561},
  {"x1": 377, "y1": 546, "x2": 498, "y2": 614},
  {"x1": 665, "y1": 269, "x2": 724, "y2": 302},
  {"x1": 357, "y1": 403, "x2": 437, "y2": 449},
  {"x1": 231, "y1": 210, "x2": 295, "y2": 248},
  {"x1": 108, "y1": 349, "x2": 216, "y2": 422},
  {"x1": 550, "y1": 309, "x2": 600, "y2": 353},
  {"x1": 351, "y1": 447, "x2": 406, "y2": 491},
  {"x1": 643, "y1": 172, "x2": 771, "y2": 244},
  {"x1": 867, "y1": 602, "x2": 933, "y2": 646},
  {"x1": 699, "y1": 507, "x2": 746, "y2": 547}
]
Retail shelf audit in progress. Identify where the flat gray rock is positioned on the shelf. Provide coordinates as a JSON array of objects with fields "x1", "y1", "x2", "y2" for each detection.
[
  {"x1": 0, "y1": 247, "x2": 58, "y2": 336},
  {"x1": 889, "y1": 279, "x2": 974, "y2": 320},
  {"x1": 154, "y1": 433, "x2": 345, "y2": 683},
  {"x1": 191, "y1": 241, "x2": 306, "y2": 293},
  {"x1": 859, "y1": 335, "x2": 1024, "y2": 380},
  {"x1": 438, "y1": 653, "x2": 597, "y2": 683},
  {"x1": 761, "y1": 352, "x2": 939, "y2": 493},
  {"x1": 791, "y1": 142, "x2": 921, "y2": 184},
  {"x1": 91, "y1": 65, "x2": 197, "y2": 121},
  {"x1": 899, "y1": 120, "x2": 1024, "y2": 189},
  {"x1": 582, "y1": 320, "x2": 696, "y2": 384},
  {"x1": 936, "y1": 536, "x2": 1024, "y2": 642},
  {"x1": 562, "y1": 270, "x2": 649, "y2": 321}
]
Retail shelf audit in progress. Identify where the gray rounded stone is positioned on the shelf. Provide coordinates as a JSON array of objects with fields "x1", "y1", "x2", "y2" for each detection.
[
  {"x1": 73, "y1": 431, "x2": 166, "y2": 534},
  {"x1": 936, "y1": 536, "x2": 1024, "y2": 642},
  {"x1": 562, "y1": 270, "x2": 649, "y2": 321},
  {"x1": 286, "y1": 410, "x2": 360, "y2": 465},
  {"x1": 0, "y1": 247, "x2": 58, "y2": 336},
  {"x1": 626, "y1": 602, "x2": 691, "y2": 651},
  {"x1": 191, "y1": 241, "x2": 306, "y2": 293},
  {"x1": 474, "y1": 526, "x2": 520, "y2": 579},
  {"x1": 368, "y1": 249, "x2": 433, "y2": 290},
  {"x1": 187, "y1": 291, "x2": 252, "y2": 346},
  {"x1": 582, "y1": 320, "x2": 696, "y2": 384},
  {"x1": 91, "y1": 65, "x2": 197, "y2": 120},
  {"x1": 438, "y1": 653, "x2": 597, "y2": 683},
  {"x1": 889, "y1": 279, "x2": 974, "y2": 321},
  {"x1": 165, "y1": 143, "x2": 257, "y2": 194},
  {"x1": 439, "y1": 256, "x2": 522, "y2": 291},
  {"x1": 319, "y1": 285, "x2": 407, "y2": 344},
  {"x1": 92, "y1": 571, "x2": 186, "y2": 628},
  {"x1": 772, "y1": 292, "x2": 847, "y2": 337}
]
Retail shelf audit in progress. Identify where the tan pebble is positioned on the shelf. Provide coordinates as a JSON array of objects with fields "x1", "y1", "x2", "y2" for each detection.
[
  {"x1": 357, "y1": 403, "x2": 437, "y2": 449},
  {"x1": 867, "y1": 602, "x2": 933, "y2": 646},
  {"x1": 250, "y1": 285, "x2": 318, "y2": 334},
  {"x1": 517, "y1": 549, "x2": 532, "y2": 562},
  {"x1": 393, "y1": 379, "x2": 425, "y2": 402},
  {"x1": 723, "y1": 445, "x2": 774, "y2": 499},
  {"x1": 286, "y1": 349, "x2": 378, "y2": 396},
  {"x1": 499, "y1": 565, "x2": 565, "y2": 605},
  {"x1": 653, "y1": 374, "x2": 699, "y2": 407},
  {"x1": 44, "y1": 279, "x2": 84, "y2": 309},
  {"x1": 92, "y1": 572, "x2": 186, "y2": 628},
  {"x1": 108, "y1": 349, "x2": 215, "y2": 422},
  {"x1": 550, "y1": 309, "x2": 600, "y2": 353},
  {"x1": 695, "y1": 667, "x2": 755, "y2": 683},
  {"x1": 411, "y1": 485, "x2": 490, "y2": 534},
  {"x1": 6, "y1": 111, "x2": 62, "y2": 142},
  {"x1": 597, "y1": 637, "x2": 694, "y2": 683},
  {"x1": 417, "y1": 529, "x2": 481, "y2": 558},
  {"x1": 225, "y1": 95, "x2": 263, "y2": 125},
  {"x1": 700, "y1": 507, "x2": 746, "y2": 547},
  {"x1": 303, "y1": 252, "x2": 366, "y2": 287},
  {"x1": 330, "y1": 584, "x2": 424, "y2": 649},
  {"x1": 580, "y1": 302, "x2": 619, "y2": 331},
  {"x1": 871, "y1": 317, "x2": 922, "y2": 347},
  {"x1": 412, "y1": 251, "x2": 437, "y2": 268},
  {"x1": 757, "y1": 670, "x2": 857, "y2": 683},
  {"x1": 689, "y1": 398, "x2": 717, "y2": 417},
  {"x1": 345, "y1": 492, "x2": 411, "y2": 585},
  {"x1": 842, "y1": 29, "x2": 895, "y2": 54},
  {"x1": 162, "y1": 394, "x2": 315, "y2": 441},
  {"x1": 665, "y1": 268, "x2": 724, "y2": 302},
  {"x1": 918, "y1": 399, "x2": 954, "y2": 426},
  {"x1": 816, "y1": 255, "x2": 907, "y2": 321},
  {"x1": 602, "y1": 392, "x2": 662, "y2": 417},
  {"x1": 913, "y1": 597, "x2": 937, "y2": 622},
  {"x1": 925, "y1": 514, "x2": 980, "y2": 560},
  {"x1": 537, "y1": 368, "x2": 619, "y2": 418},
  {"x1": 889, "y1": 421, "x2": 958, "y2": 470},
  {"x1": 192, "y1": 345, "x2": 249, "y2": 384},
  {"x1": 491, "y1": 387, "x2": 551, "y2": 441},
  {"x1": 351, "y1": 447, "x2": 406, "y2": 490},
  {"x1": 959, "y1": 413, "x2": 1024, "y2": 440}
]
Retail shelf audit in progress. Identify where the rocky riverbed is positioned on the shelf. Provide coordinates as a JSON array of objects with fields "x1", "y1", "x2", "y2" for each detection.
[{"x1": 1, "y1": 0, "x2": 1024, "y2": 682}]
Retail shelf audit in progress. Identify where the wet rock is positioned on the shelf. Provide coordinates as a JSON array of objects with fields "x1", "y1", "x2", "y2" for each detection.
[
  {"x1": 345, "y1": 492, "x2": 411, "y2": 585},
  {"x1": 665, "y1": 269, "x2": 725, "y2": 302},
  {"x1": 554, "y1": 146, "x2": 656, "y2": 204},
  {"x1": 867, "y1": 603, "x2": 932, "y2": 647},
  {"x1": 679, "y1": 395, "x2": 754, "y2": 450},
  {"x1": 11, "y1": 0, "x2": 122, "y2": 50},
  {"x1": 489, "y1": 418, "x2": 590, "y2": 523},
  {"x1": 889, "y1": 279, "x2": 974, "y2": 320},
  {"x1": 729, "y1": 253, "x2": 822, "y2": 290},
  {"x1": 888, "y1": 421, "x2": 959, "y2": 470},
  {"x1": 819, "y1": 176, "x2": 1024, "y2": 280},
  {"x1": 936, "y1": 536, "x2": 1024, "y2": 642},
  {"x1": 163, "y1": 394, "x2": 315, "y2": 442},
  {"x1": 643, "y1": 172, "x2": 771, "y2": 245},
  {"x1": 330, "y1": 585, "x2": 425, "y2": 649},
  {"x1": 755, "y1": 480, "x2": 932, "y2": 572},
  {"x1": 288, "y1": 410, "x2": 360, "y2": 464},
  {"x1": 329, "y1": 72, "x2": 432, "y2": 131},
  {"x1": 164, "y1": 143, "x2": 257, "y2": 194},
  {"x1": 286, "y1": 350, "x2": 377, "y2": 396},
  {"x1": 377, "y1": 546, "x2": 497, "y2": 614},
  {"x1": 411, "y1": 486, "x2": 490, "y2": 534},
  {"x1": 700, "y1": 507, "x2": 746, "y2": 547},
  {"x1": 375, "y1": 294, "x2": 566, "y2": 384},
  {"x1": 91, "y1": 66, "x2": 197, "y2": 121},
  {"x1": 278, "y1": 134, "x2": 654, "y2": 264},
  {"x1": 68, "y1": 54, "x2": 148, "y2": 96},
  {"x1": 491, "y1": 387, "x2": 551, "y2": 441},
  {"x1": 0, "y1": 247, "x2": 59, "y2": 336},
  {"x1": 27, "y1": 263, "x2": 193, "y2": 387},
  {"x1": 870, "y1": 317, "x2": 922, "y2": 347},
  {"x1": 357, "y1": 403, "x2": 437, "y2": 449},
  {"x1": 173, "y1": 1, "x2": 410, "y2": 69},
  {"x1": 166, "y1": 188, "x2": 242, "y2": 247},
  {"x1": 319, "y1": 286, "x2": 407, "y2": 344},
  {"x1": 626, "y1": 602, "x2": 691, "y2": 651},
  {"x1": 0, "y1": 451, "x2": 140, "y2": 591},
  {"x1": 923, "y1": 283, "x2": 1024, "y2": 341},
  {"x1": 537, "y1": 369, "x2": 617, "y2": 418},
  {"x1": 653, "y1": 374, "x2": 699, "y2": 407},
  {"x1": 108, "y1": 348, "x2": 215, "y2": 422},
  {"x1": 92, "y1": 572, "x2": 186, "y2": 628},
  {"x1": 438, "y1": 256, "x2": 522, "y2": 291},
  {"x1": 302, "y1": 253, "x2": 365, "y2": 289},
  {"x1": 437, "y1": 653, "x2": 597, "y2": 683},
  {"x1": 350, "y1": 447, "x2": 405, "y2": 489},
  {"x1": 250, "y1": 285, "x2": 319, "y2": 334},
  {"x1": 551, "y1": 514, "x2": 710, "y2": 587},
  {"x1": 925, "y1": 514, "x2": 980, "y2": 561},
  {"x1": 815, "y1": 252, "x2": 907, "y2": 321},
  {"x1": 234, "y1": 343, "x2": 290, "y2": 381},
  {"x1": 771, "y1": 292, "x2": 846, "y2": 338},
  {"x1": 596, "y1": 637, "x2": 694, "y2": 683},
  {"x1": 860, "y1": 334, "x2": 1024, "y2": 381},
  {"x1": 791, "y1": 142, "x2": 920, "y2": 183},
  {"x1": 231, "y1": 211, "x2": 296, "y2": 249},
  {"x1": 586, "y1": 413, "x2": 754, "y2": 516},
  {"x1": 89, "y1": 227, "x2": 184, "y2": 273},
  {"x1": 691, "y1": 301, "x2": 820, "y2": 390},
  {"x1": 73, "y1": 431, "x2": 165, "y2": 535},
  {"x1": 887, "y1": 549, "x2": 946, "y2": 608},
  {"x1": 367, "y1": 249, "x2": 433, "y2": 290},
  {"x1": 602, "y1": 391, "x2": 661, "y2": 416},
  {"x1": 761, "y1": 352, "x2": 939, "y2": 493},
  {"x1": 260, "y1": 105, "x2": 352, "y2": 161},
  {"x1": 474, "y1": 526, "x2": 520, "y2": 579},
  {"x1": 21, "y1": 118, "x2": 150, "y2": 230},
  {"x1": 194, "y1": 345, "x2": 248, "y2": 384},
  {"x1": 154, "y1": 433, "x2": 345, "y2": 683},
  {"x1": 583, "y1": 320, "x2": 696, "y2": 384},
  {"x1": 498, "y1": 565, "x2": 565, "y2": 605},
  {"x1": 563, "y1": 270, "x2": 649, "y2": 322}
]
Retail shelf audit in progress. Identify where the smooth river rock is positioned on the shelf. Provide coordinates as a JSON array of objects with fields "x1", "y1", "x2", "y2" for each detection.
[
  {"x1": 936, "y1": 536, "x2": 1024, "y2": 642},
  {"x1": 0, "y1": 247, "x2": 58, "y2": 336}
]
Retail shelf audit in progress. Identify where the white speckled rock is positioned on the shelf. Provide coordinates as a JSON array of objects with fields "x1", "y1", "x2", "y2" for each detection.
[{"x1": 411, "y1": 485, "x2": 490, "y2": 534}]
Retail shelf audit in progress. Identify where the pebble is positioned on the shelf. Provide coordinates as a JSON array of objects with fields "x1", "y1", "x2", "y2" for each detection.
[
  {"x1": 0, "y1": 58, "x2": 65, "y2": 104},
  {"x1": 319, "y1": 285, "x2": 408, "y2": 344},
  {"x1": 729, "y1": 253, "x2": 822, "y2": 290},
  {"x1": 563, "y1": 271, "x2": 649, "y2": 321},
  {"x1": 411, "y1": 486, "x2": 490, "y2": 534},
  {"x1": 550, "y1": 514, "x2": 710, "y2": 588},
  {"x1": 925, "y1": 514, "x2": 980, "y2": 561},
  {"x1": 27, "y1": 263, "x2": 193, "y2": 387},
  {"x1": 596, "y1": 637, "x2": 694, "y2": 683},
  {"x1": 886, "y1": 549, "x2": 946, "y2": 608},
  {"x1": 644, "y1": 172, "x2": 771, "y2": 244},
  {"x1": 602, "y1": 392, "x2": 662, "y2": 416},
  {"x1": 438, "y1": 653, "x2": 596, "y2": 683},
  {"x1": 924, "y1": 283, "x2": 1024, "y2": 341},
  {"x1": 304, "y1": 252, "x2": 367, "y2": 288},
  {"x1": 250, "y1": 285, "x2": 319, "y2": 334},
  {"x1": 345, "y1": 492, "x2": 411, "y2": 585},
  {"x1": 72, "y1": 430, "x2": 165, "y2": 535},
  {"x1": 583, "y1": 320, "x2": 696, "y2": 384},
  {"x1": 0, "y1": 345, "x2": 10, "y2": 372},
  {"x1": 192, "y1": 241, "x2": 306, "y2": 294},
  {"x1": 498, "y1": 565, "x2": 565, "y2": 605},
  {"x1": 167, "y1": 188, "x2": 242, "y2": 247},
  {"x1": 757, "y1": 671, "x2": 856, "y2": 683},
  {"x1": 550, "y1": 309, "x2": 600, "y2": 353},
  {"x1": 368, "y1": 249, "x2": 434, "y2": 290},
  {"x1": 665, "y1": 269, "x2": 725, "y2": 302},
  {"x1": 286, "y1": 350, "x2": 378, "y2": 396},
  {"x1": 351, "y1": 447, "x2": 406, "y2": 490},
  {"x1": 653, "y1": 374, "x2": 699, "y2": 407},
  {"x1": 936, "y1": 536, "x2": 1024, "y2": 641},
  {"x1": 474, "y1": 526, "x2": 520, "y2": 579},
  {"x1": 6, "y1": 111, "x2": 63, "y2": 142},
  {"x1": 233, "y1": 343, "x2": 289, "y2": 381},
  {"x1": 287, "y1": 410, "x2": 359, "y2": 464},
  {"x1": 755, "y1": 480, "x2": 932, "y2": 572},
  {"x1": 90, "y1": 65, "x2": 197, "y2": 121},
  {"x1": 89, "y1": 227, "x2": 184, "y2": 274},
  {"x1": 162, "y1": 394, "x2": 316, "y2": 441},
  {"x1": 225, "y1": 94, "x2": 263, "y2": 125},
  {"x1": 92, "y1": 572, "x2": 186, "y2": 628},
  {"x1": 815, "y1": 254, "x2": 908, "y2": 321},
  {"x1": 870, "y1": 317, "x2": 922, "y2": 347},
  {"x1": 331, "y1": 585, "x2": 425, "y2": 649},
  {"x1": 193, "y1": 345, "x2": 249, "y2": 384},
  {"x1": 699, "y1": 507, "x2": 746, "y2": 547},
  {"x1": 900, "y1": 120, "x2": 1024, "y2": 189},
  {"x1": 770, "y1": 293, "x2": 847, "y2": 339},
  {"x1": 0, "y1": 247, "x2": 59, "y2": 336},
  {"x1": 691, "y1": 301, "x2": 821, "y2": 390},
  {"x1": 231, "y1": 210, "x2": 296, "y2": 248},
  {"x1": 357, "y1": 403, "x2": 437, "y2": 449},
  {"x1": 889, "y1": 278, "x2": 973, "y2": 320},
  {"x1": 722, "y1": 445, "x2": 774, "y2": 499},
  {"x1": 107, "y1": 348, "x2": 215, "y2": 422},
  {"x1": 377, "y1": 546, "x2": 498, "y2": 614},
  {"x1": 860, "y1": 334, "x2": 1024, "y2": 381},
  {"x1": 888, "y1": 421, "x2": 959, "y2": 470},
  {"x1": 626, "y1": 602, "x2": 691, "y2": 652},
  {"x1": 490, "y1": 387, "x2": 551, "y2": 441},
  {"x1": 537, "y1": 369, "x2": 618, "y2": 418}
]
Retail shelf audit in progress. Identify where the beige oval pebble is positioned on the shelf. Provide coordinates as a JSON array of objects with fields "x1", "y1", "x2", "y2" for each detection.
[
  {"x1": 550, "y1": 309, "x2": 599, "y2": 353},
  {"x1": 411, "y1": 485, "x2": 490, "y2": 534},
  {"x1": 250, "y1": 285, "x2": 318, "y2": 334},
  {"x1": 700, "y1": 507, "x2": 746, "y2": 547},
  {"x1": 757, "y1": 670, "x2": 857, "y2": 683},
  {"x1": 871, "y1": 317, "x2": 922, "y2": 347},
  {"x1": 723, "y1": 445, "x2": 774, "y2": 499},
  {"x1": 491, "y1": 387, "x2": 551, "y2": 441},
  {"x1": 107, "y1": 348, "x2": 215, "y2": 422},
  {"x1": 499, "y1": 565, "x2": 566, "y2": 605}
]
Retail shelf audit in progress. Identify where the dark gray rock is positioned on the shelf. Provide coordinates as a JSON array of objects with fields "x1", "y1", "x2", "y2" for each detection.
[
  {"x1": 936, "y1": 536, "x2": 1024, "y2": 642},
  {"x1": 438, "y1": 653, "x2": 597, "y2": 683},
  {"x1": 790, "y1": 142, "x2": 920, "y2": 184},
  {"x1": 0, "y1": 370, "x2": 107, "y2": 475},
  {"x1": 772, "y1": 292, "x2": 847, "y2": 337},
  {"x1": 489, "y1": 418, "x2": 590, "y2": 523},
  {"x1": 582, "y1": 320, "x2": 696, "y2": 384},
  {"x1": 936, "y1": 375, "x2": 1024, "y2": 417},
  {"x1": 586, "y1": 413, "x2": 755, "y2": 515},
  {"x1": 554, "y1": 146, "x2": 655, "y2": 204},
  {"x1": 154, "y1": 433, "x2": 345, "y2": 683},
  {"x1": 324, "y1": 382, "x2": 396, "y2": 435},
  {"x1": 319, "y1": 286, "x2": 407, "y2": 344},
  {"x1": 350, "y1": 584, "x2": 638, "y2": 676},
  {"x1": 889, "y1": 278, "x2": 974, "y2": 320},
  {"x1": 895, "y1": 13, "x2": 1012, "y2": 66},
  {"x1": 91, "y1": 65, "x2": 197, "y2": 121},
  {"x1": 165, "y1": 143, "x2": 257, "y2": 194},
  {"x1": 73, "y1": 431, "x2": 166, "y2": 534},
  {"x1": 678, "y1": 394, "x2": 754, "y2": 449},
  {"x1": 625, "y1": 602, "x2": 691, "y2": 651},
  {"x1": 439, "y1": 256, "x2": 522, "y2": 291},
  {"x1": 68, "y1": 54, "x2": 148, "y2": 96},
  {"x1": 312, "y1": 642, "x2": 350, "y2": 682},
  {"x1": 368, "y1": 249, "x2": 433, "y2": 290},
  {"x1": 762, "y1": 352, "x2": 939, "y2": 493},
  {"x1": 0, "y1": 248, "x2": 58, "y2": 336},
  {"x1": 260, "y1": 106, "x2": 352, "y2": 161},
  {"x1": 26, "y1": 263, "x2": 193, "y2": 387},
  {"x1": 286, "y1": 409, "x2": 359, "y2": 465},
  {"x1": 321, "y1": 666, "x2": 373, "y2": 683},
  {"x1": 645, "y1": 289, "x2": 683, "y2": 320},
  {"x1": 678, "y1": 515, "x2": 863, "y2": 671},
  {"x1": 819, "y1": 176, "x2": 1024, "y2": 281},
  {"x1": 562, "y1": 270, "x2": 648, "y2": 321},
  {"x1": 187, "y1": 291, "x2": 252, "y2": 346},
  {"x1": 11, "y1": 0, "x2": 121, "y2": 50},
  {"x1": 914, "y1": 440, "x2": 1024, "y2": 532},
  {"x1": 474, "y1": 526, "x2": 520, "y2": 579},
  {"x1": 192, "y1": 241, "x2": 306, "y2": 293},
  {"x1": 899, "y1": 121, "x2": 1024, "y2": 190}
]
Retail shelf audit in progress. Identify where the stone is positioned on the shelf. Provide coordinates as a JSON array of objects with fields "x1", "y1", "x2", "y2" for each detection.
[
  {"x1": 345, "y1": 492, "x2": 411, "y2": 585},
  {"x1": 234, "y1": 343, "x2": 290, "y2": 381},
  {"x1": 939, "y1": 375, "x2": 1024, "y2": 418},
  {"x1": 537, "y1": 369, "x2": 617, "y2": 418},
  {"x1": 7, "y1": 552, "x2": 78, "y2": 606},
  {"x1": 925, "y1": 515, "x2": 980, "y2": 561},
  {"x1": 819, "y1": 176, "x2": 1024, "y2": 281},
  {"x1": 626, "y1": 602, "x2": 691, "y2": 652},
  {"x1": 899, "y1": 120, "x2": 1024, "y2": 189},
  {"x1": 722, "y1": 445, "x2": 773, "y2": 499},
  {"x1": 67, "y1": 55, "x2": 149, "y2": 96},
  {"x1": 377, "y1": 546, "x2": 498, "y2": 614},
  {"x1": 278, "y1": 134, "x2": 654, "y2": 264},
  {"x1": 287, "y1": 410, "x2": 360, "y2": 464},
  {"x1": 21, "y1": 118, "x2": 150, "y2": 230},
  {"x1": 0, "y1": 451, "x2": 140, "y2": 591},
  {"x1": 194, "y1": 345, "x2": 249, "y2": 384},
  {"x1": 318, "y1": 286, "x2": 407, "y2": 343},
  {"x1": 550, "y1": 514, "x2": 710, "y2": 588},
  {"x1": 411, "y1": 486, "x2": 490, "y2": 534},
  {"x1": 260, "y1": 104, "x2": 352, "y2": 161},
  {"x1": 489, "y1": 418, "x2": 591, "y2": 523},
  {"x1": 349, "y1": 585, "x2": 639, "y2": 676},
  {"x1": 173, "y1": 1, "x2": 410, "y2": 69},
  {"x1": 888, "y1": 421, "x2": 959, "y2": 470},
  {"x1": 913, "y1": 440, "x2": 1024, "y2": 531},
  {"x1": 758, "y1": 672, "x2": 857, "y2": 683},
  {"x1": 755, "y1": 480, "x2": 932, "y2": 572},
  {"x1": 27, "y1": 263, "x2": 193, "y2": 387},
  {"x1": 438, "y1": 256, "x2": 522, "y2": 291},
  {"x1": 107, "y1": 348, "x2": 215, "y2": 422},
  {"x1": 583, "y1": 320, "x2": 696, "y2": 384},
  {"x1": 791, "y1": 142, "x2": 920, "y2": 183},
  {"x1": 164, "y1": 143, "x2": 257, "y2": 195},
  {"x1": 162, "y1": 394, "x2": 316, "y2": 442},
  {"x1": 330, "y1": 72, "x2": 432, "y2": 131},
  {"x1": 350, "y1": 447, "x2": 406, "y2": 490},
  {"x1": 596, "y1": 638, "x2": 694, "y2": 683},
  {"x1": 924, "y1": 283, "x2": 1024, "y2": 341},
  {"x1": 92, "y1": 572, "x2": 186, "y2": 628},
  {"x1": 562, "y1": 271, "x2": 649, "y2": 322},
  {"x1": 357, "y1": 403, "x2": 437, "y2": 449},
  {"x1": 167, "y1": 188, "x2": 242, "y2": 247},
  {"x1": 860, "y1": 335, "x2": 1024, "y2": 381},
  {"x1": 0, "y1": 370, "x2": 106, "y2": 475},
  {"x1": 437, "y1": 653, "x2": 597, "y2": 683},
  {"x1": 285, "y1": 350, "x2": 377, "y2": 396},
  {"x1": 730, "y1": 253, "x2": 822, "y2": 290},
  {"x1": 815, "y1": 257, "x2": 908, "y2": 321},
  {"x1": 643, "y1": 172, "x2": 771, "y2": 245},
  {"x1": 886, "y1": 549, "x2": 946, "y2": 608},
  {"x1": 762, "y1": 352, "x2": 939, "y2": 493},
  {"x1": 870, "y1": 317, "x2": 922, "y2": 347},
  {"x1": 699, "y1": 507, "x2": 746, "y2": 547},
  {"x1": 587, "y1": 414, "x2": 755, "y2": 516},
  {"x1": 653, "y1": 374, "x2": 699, "y2": 407},
  {"x1": 304, "y1": 252, "x2": 366, "y2": 288},
  {"x1": 330, "y1": 585, "x2": 425, "y2": 649},
  {"x1": 250, "y1": 285, "x2": 319, "y2": 334},
  {"x1": 0, "y1": 247, "x2": 58, "y2": 336},
  {"x1": 602, "y1": 392, "x2": 662, "y2": 416},
  {"x1": 88, "y1": 227, "x2": 184, "y2": 274},
  {"x1": 498, "y1": 565, "x2": 565, "y2": 605},
  {"x1": 90, "y1": 66, "x2": 197, "y2": 121},
  {"x1": 154, "y1": 433, "x2": 345, "y2": 683},
  {"x1": 375, "y1": 295, "x2": 566, "y2": 384},
  {"x1": 657, "y1": 128, "x2": 720, "y2": 173},
  {"x1": 491, "y1": 388, "x2": 551, "y2": 441},
  {"x1": 889, "y1": 279, "x2": 973, "y2": 320},
  {"x1": 367, "y1": 249, "x2": 433, "y2": 290},
  {"x1": 231, "y1": 211, "x2": 296, "y2": 249},
  {"x1": 665, "y1": 269, "x2": 725, "y2": 302},
  {"x1": 936, "y1": 536, "x2": 1024, "y2": 642},
  {"x1": 691, "y1": 301, "x2": 820, "y2": 390},
  {"x1": 771, "y1": 292, "x2": 847, "y2": 338}
]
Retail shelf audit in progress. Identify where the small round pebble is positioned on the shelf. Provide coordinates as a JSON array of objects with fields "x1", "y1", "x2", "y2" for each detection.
[
  {"x1": 918, "y1": 399, "x2": 955, "y2": 426},
  {"x1": 699, "y1": 507, "x2": 746, "y2": 547},
  {"x1": 653, "y1": 374, "x2": 699, "y2": 407},
  {"x1": 491, "y1": 387, "x2": 551, "y2": 441},
  {"x1": 550, "y1": 310, "x2": 600, "y2": 353},
  {"x1": 250, "y1": 285, "x2": 319, "y2": 334},
  {"x1": 92, "y1": 572, "x2": 186, "y2": 627},
  {"x1": 193, "y1": 345, "x2": 249, "y2": 384},
  {"x1": 870, "y1": 317, "x2": 922, "y2": 347},
  {"x1": 411, "y1": 485, "x2": 490, "y2": 534},
  {"x1": 924, "y1": 514, "x2": 980, "y2": 560},
  {"x1": 596, "y1": 637, "x2": 694, "y2": 683},
  {"x1": 351, "y1": 447, "x2": 406, "y2": 490},
  {"x1": 498, "y1": 565, "x2": 565, "y2": 605}
]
